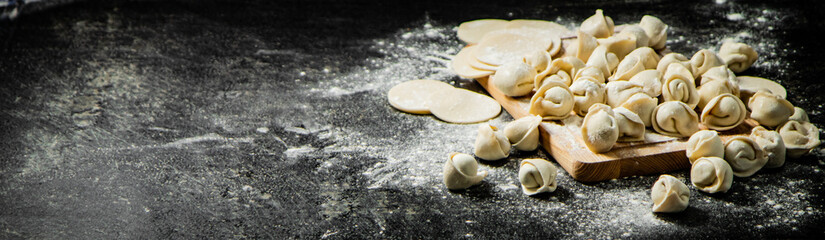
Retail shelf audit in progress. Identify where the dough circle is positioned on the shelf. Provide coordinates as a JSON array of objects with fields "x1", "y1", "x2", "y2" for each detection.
[
  {"x1": 429, "y1": 88, "x2": 501, "y2": 123},
  {"x1": 387, "y1": 79, "x2": 454, "y2": 114},
  {"x1": 451, "y1": 45, "x2": 495, "y2": 79},
  {"x1": 457, "y1": 19, "x2": 510, "y2": 44}
]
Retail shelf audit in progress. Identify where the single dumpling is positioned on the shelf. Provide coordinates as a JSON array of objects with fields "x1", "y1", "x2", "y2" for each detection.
[
  {"x1": 651, "y1": 101, "x2": 699, "y2": 137},
  {"x1": 618, "y1": 24, "x2": 650, "y2": 49},
  {"x1": 443, "y1": 153, "x2": 488, "y2": 190},
  {"x1": 625, "y1": 47, "x2": 661, "y2": 69},
  {"x1": 529, "y1": 81, "x2": 574, "y2": 120},
  {"x1": 536, "y1": 57, "x2": 585, "y2": 87},
  {"x1": 750, "y1": 126, "x2": 786, "y2": 168},
  {"x1": 586, "y1": 45, "x2": 620, "y2": 78},
  {"x1": 518, "y1": 158, "x2": 558, "y2": 195},
  {"x1": 701, "y1": 93, "x2": 748, "y2": 131},
  {"x1": 504, "y1": 115, "x2": 543, "y2": 151},
  {"x1": 639, "y1": 15, "x2": 668, "y2": 50},
  {"x1": 657, "y1": 53, "x2": 691, "y2": 76},
  {"x1": 574, "y1": 65, "x2": 606, "y2": 84},
  {"x1": 523, "y1": 50, "x2": 552, "y2": 74},
  {"x1": 609, "y1": 55, "x2": 646, "y2": 82},
  {"x1": 690, "y1": 49, "x2": 725, "y2": 78},
  {"x1": 569, "y1": 77, "x2": 606, "y2": 116},
  {"x1": 614, "y1": 107, "x2": 646, "y2": 142},
  {"x1": 473, "y1": 123, "x2": 511, "y2": 161},
  {"x1": 651, "y1": 174, "x2": 689, "y2": 213},
  {"x1": 537, "y1": 71, "x2": 572, "y2": 89},
  {"x1": 629, "y1": 69, "x2": 663, "y2": 97},
  {"x1": 620, "y1": 92, "x2": 658, "y2": 127},
  {"x1": 748, "y1": 90, "x2": 794, "y2": 128},
  {"x1": 697, "y1": 77, "x2": 739, "y2": 110},
  {"x1": 699, "y1": 65, "x2": 739, "y2": 87},
  {"x1": 685, "y1": 130, "x2": 725, "y2": 164},
  {"x1": 723, "y1": 136, "x2": 767, "y2": 177},
  {"x1": 582, "y1": 104, "x2": 620, "y2": 153},
  {"x1": 719, "y1": 41, "x2": 758, "y2": 73},
  {"x1": 569, "y1": 30, "x2": 599, "y2": 63},
  {"x1": 580, "y1": 9, "x2": 614, "y2": 38},
  {"x1": 491, "y1": 60, "x2": 536, "y2": 97},
  {"x1": 778, "y1": 120, "x2": 821, "y2": 158},
  {"x1": 690, "y1": 157, "x2": 733, "y2": 193},
  {"x1": 788, "y1": 107, "x2": 809, "y2": 123},
  {"x1": 605, "y1": 81, "x2": 646, "y2": 107},
  {"x1": 596, "y1": 34, "x2": 637, "y2": 60},
  {"x1": 661, "y1": 63, "x2": 699, "y2": 108}
]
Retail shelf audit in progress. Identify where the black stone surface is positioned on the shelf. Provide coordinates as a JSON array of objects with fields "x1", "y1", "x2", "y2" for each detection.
[{"x1": 1, "y1": 0, "x2": 825, "y2": 238}]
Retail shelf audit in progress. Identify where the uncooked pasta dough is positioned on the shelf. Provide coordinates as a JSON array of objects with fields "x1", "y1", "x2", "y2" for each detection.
[
  {"x1": 699, "y1": 65, "x2": 738, "y2": 87},
  {"x1": 690, "y1": 157, "x2": 733, "y2": 193},
  {"x1": 574, "y1": 65, "x2": 606, "y2": 84},
  {"x1": 650, "y1": 175, "x2": 689, "y2": 213},
  {"x1": 651, "y1": 101, "x2": 699, "y2": 137},
  {"x1": 569, "y1": 30, "x2": 598, "y2": 63},
  {"x1": 618, "y1": 24, "x2": 649, "y2": 49},
  {"x1": 788, "y1": 107, "x2": 809, "y2": 123},
  {"x1": 457, "y1": 19, "x2": 510, "y2": 44},
  {"x1": 536, "y1": 57, "x2": 585, "y2": 88},
  {"x1": 529, "y1": 81, "x2": 574, "y2": 120},
  {"x1": 750, "y1": 126, "x2": 786, "y2": 168},
  {"x1": 523, "y1": 50, "x2": 551, "y2": 74},
  {"x1": 619, "y1": 92, "x2": 658, "y2": 127},
  {"x1": 569, "y1": 78, "x2": 606, "y2": 116},
  {"x1": 605, "y1": 81, "x2": 645, "y2": 107},
  {"x1": 661, "y1": 63, "x2": 699, "y2": 108},
  {"x1": 724, "y1": 136, "x2": 767, "y2": 177},
  {"x1": 473, "y1": 123, "x2": 511, "y2": 161},
  {"x1": 582, "y1": 104, "x2": 619, "y2": 153},
  {"x1": 719, "y1": 41, "x2": 758, "y2": 73},
  {"x1": 700, "y1": 93, "x2": 747, "y2": 131},
  {"x1": 613, "y1": 107, "x2": 646, "y2": 142},
  {"x1": 778, "y1": 120, "x2": 821, "y2": 158},
  {"x1": 443, "y1": 153, "x2": 488, "y2": 190},
  {"x1": 737, "y1": 76, "x2": 787, "y2": 104},
  {"x1": 387, "y1": 79, "x2": 455, "y2": 114},
  {"x1": 428, "y1": 87, "x2": 501, "y2": 124},
  {"x1": 657, "y1": 53, "x2": 691, "y2": 75},
  {"x1": 518, "y1": 158, "x2": 558, "y2": 195},
  {"x1": 474, "y1": 28, "x2": 559, "y2": 66},
  {"x1": 580, "y1": 9, "x2": 614, "y2": 38},
  {"x1": 747, "y1": 90, "x2": 794, "y2": 128},
  {"x1": 697, "y1": 76, "x2": 739, "y2": 110},
  {"x1": 586, "y1": 45, "x2": 620, "y2": 78},
  {"x1": 685, "y1": 130, "x2": 725, "y2": 164},
  {"x1": 628, "y1": 69, "x2": 662, "y2": 97},
  {"x1": 639, "y1": 15, "x2": 668, "y2": 50},
  {"x1": 596, "y1": 34, "x2": 636, "y2": 60},
  {"x1": 690, "y1": 49, "x2": 725, "y2": 78},
  {"x1": 504, "y1": 115, "x2": 543, "y2": 151},
  {"x1": 491, "y1": 60, "x2": 536, "y2": 97},
  {"x1": 451, "y1": 45, "x2": 495, "y2": 79}
]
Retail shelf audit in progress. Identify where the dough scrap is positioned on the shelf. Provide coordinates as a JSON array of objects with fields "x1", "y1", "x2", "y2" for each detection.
[
  {"x1": 457, "y1": 19, "x2": 510, "y2": 44},
  {"x1": 428, "y1": 87, "x2": 501, "y2": 124},
  {"x1": 582, "y1": 103, "x2": 619, "y2": 153},
  {"x1": 701, "y1": 93, "x2": 747, "y2": 131},
  {"x1": 518, "y1": 158, "x2": 558, "y2": 195},
  {"x1": 443, "y1": 152, "x2": 488, "y2": 190},
  {"x1": 750, "y1": 126, "x2": 786, "y2": 168},
  {"x1": 651, "y1": 101, "x2": 699, "y2": 137},
  {"x1": 724, "y1": 136, "x2": 767, "y2": 177},
  {"x1": 451, "y1": 45, "x2": 495, "y2": 79},
  {"x1": 473, "y1": 123, "x2": 511, "y2": 161},
  {"x1": 690, "y1": 157, "x2": 733, "y2": 193},
  {"x1": 685, "y1": 130, "x2": 725, "y2": 164},
  {"x1": 719, "y1": 41, "x2": 758, "y2": 73},
  {"x1": 387, "y1": 79, "x2": 455, "y2": 114},
  {"x1": 651, "y1": 174, "x2": 689, "y2": 213},
  {"x1": 504, "y1": 115, "x2": 543, "y2": 151}
]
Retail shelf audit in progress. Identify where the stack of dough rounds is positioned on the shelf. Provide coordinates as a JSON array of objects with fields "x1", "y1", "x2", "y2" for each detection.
[
  {"x1": 504, "y1": 115, "x2": 543, "y2": 151},
  {"x1": 518, "y1": 159, "x2": 558, "y2": 195},
  {"x1": 457, "y1": 19, "x2": 510, "y2": 44},
  {"x1": 451, "y1": 45, "x2": 495, "y2": 79},
  {"x1": 724, "y1": 136, "x2": 767, "y2": 177},
  {"x1": 651, "y1": 175, "x2": 689, "y2": 213},
  {"x1": 685, "y1": 130, "x2": 725, "y2": 164},
  {"x1": 651, "y1": 101, "x2": 699, "y2": 137},
  {"x1": 750, "y1": 126, "x2": 786, "y2": 168},
  {"x1": 690, "y1": 157, "x2": 733, "y2": 193},
  {"x1": 473, "y1": 123, "x2": 511, "y2": 161},
  {"x1": 582, "y1": 104, "x2": 620, "y2": 153},
  {"x1": 443, "y1": 153, "x2": 488, "y2": 190}
]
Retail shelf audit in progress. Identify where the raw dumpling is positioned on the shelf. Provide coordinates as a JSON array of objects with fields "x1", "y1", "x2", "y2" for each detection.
[
  {"x1": 473, "y1": 123, "x2": 511, "y2": 161},
  {"x1": 536, "y1": 57, "x2": 585, "y2": 87},
  {"x1": 719, "y1": 41, "x2": 758, "y2": 73},
  {"x1": 778, "y1": 120, "x2": 821, "y2": 158},
  {"x1": 569, "y1": 78, "x2": 606, "y2": 116},
  {"x1": 690, "y1": 157, "x2": 733, "y2": 193},
  {"x1": 661, "y1": 63, "x2": 699, "y2": 108},
  {"x1": 629, "y1": 69, "x2": 663, "y2": 97},
  {"x1": 724, "y1": 136, "x2": 767, "y2": 177},
  {"x1": 519, "y1": 158, "x2": 558, "y2": 195},
  {"x1": 529, "y1": 81, "x2": 574, "y2": 120},
  {"x1": 580, "y1": 9, "x2": 614, "y2": 38},
  {"x1": 651, "y1": 101, "x2": 699, "y2": 137},
  {"x1": 699, "y1": 65, "x2": 738, "y2": 87},
  {"x1": 569, "y1": 30, "x2": 599, "y2": 63},
  {"x1": 748, "y1": 90, "x2": 794, "y2": 128},
  {"x1": 639, "y1": 15, "x2": 668, "y2": 50},
  {"x1": 504, "y1": 115, "x2": 543, "y2": 151},
  {"x1": 685, "y1": 130, "x2": 725, "y2": 164},
  {"x1": 614, "y1": 107, "x2": 646, "y2": 142},
  {"x1": 609, "y1": 55, "x2": 647, "y2": 82},
  {"x1": 737, "y1": 76, "x2": 787, "y2": 104},
  {"x1": 429, "y1": 88, "x2": 501, "y2": 124},
  {"x1": 651, "y1": 175, "x2": 689, "y2": 213},
  {"x1": 618, "y1": 24, "x2": 650, "y2": 49},
  {"x1": 750, "y1": 126, "x2": 786, "y2": 168},
  {"x1": 605, "y1": 81, "x2": 646, "y2": 107},
  {"x1": 620, "y1": 92, "x2": 658, "y2": 127},
  {"x1": 574, "y1": 65, "x2": 606, "y2": 84},
  {"x1": 451, "y1": 45, "x2": 495, "y2": 79},
  {"x1": 523, "y1": 50, "x2": 552, "y2": 74},
  {"x1": 596, "y1": 34, "x2": 636, "y2": 60},
  {"x1": 443, "y1": 153, "x2": 488, "y2": 190},
  {"x1": 700, "y1": 93, "x2": 747, "y2": 131},
  {"x1": 690, "y1": 49, "x2": 725, "y2": 78},
  {"x1": 625, "y1": 47, "x2": 661, "y2": 69},
  {"x1": 582, "y1": 104, "x2": 619, "y2": 153},
  {"x1": 457, "y1": 19, "x2": 510, "y2": 44},
  {"x1": 656, "y1": 52, "x2": 691, "y2": 75},
  {"x1": 697, "y1": 77, "x2": 739, "y2": 110},
  {"x1": 387, "y1": 79, "x2": 454, "y2": 114},
  {"x1": 491, "y1": 60, "x2": 536, "y2": 97},
  {"x1": 586, "y1": 45, "x2": 620, "y2": 78},
  {"x1": 788, "y1": 107, "x2": 809, "y2": 123}
]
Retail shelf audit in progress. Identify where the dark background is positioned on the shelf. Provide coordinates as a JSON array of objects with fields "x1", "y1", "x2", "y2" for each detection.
[{"x1": 2, "y1": 0, "x2": 824, "y2": 238}]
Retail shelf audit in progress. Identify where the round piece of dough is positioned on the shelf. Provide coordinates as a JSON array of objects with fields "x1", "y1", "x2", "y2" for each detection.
[
  {"x1": 457, "y1": 19, "x2": 510, "y2": 44},
  {"x1": 475, "y1": 28, "x2": 557, "y2": 66},
  {"x1": 429, "y1": 88, "x2": 501, "y2": 123},
  {"x1": 387, "y1": 80, "x2": 454, "y2": 114},
  {"x1": 737, "y1": 76, "x2": 787, "y2": 99},
  {"x1": 451, "y1": 45, "x2": 495, "y2": 79}
]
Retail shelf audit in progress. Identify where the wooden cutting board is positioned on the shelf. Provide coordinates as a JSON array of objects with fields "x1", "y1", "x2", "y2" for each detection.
[{"x1": 476, "y1": 76, "x2": 759, "y2": 182}]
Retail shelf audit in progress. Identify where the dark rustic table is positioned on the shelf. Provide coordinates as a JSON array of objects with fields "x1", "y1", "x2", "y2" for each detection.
[{"x1": 2, "y1": 0, "x2": 824, "y2": 238}]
